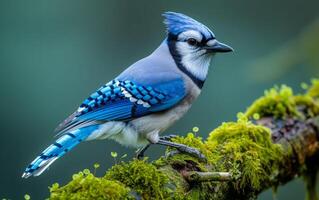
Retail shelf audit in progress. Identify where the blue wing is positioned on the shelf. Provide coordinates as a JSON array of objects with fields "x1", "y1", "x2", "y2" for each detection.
[{"x1": 55, "y1": 78, "x2": 186, "y2": 134}]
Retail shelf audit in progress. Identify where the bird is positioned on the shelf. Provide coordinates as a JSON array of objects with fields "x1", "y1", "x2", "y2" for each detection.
[{"x1": 22, "y1": 11, "x2": 233, "y2": 178}]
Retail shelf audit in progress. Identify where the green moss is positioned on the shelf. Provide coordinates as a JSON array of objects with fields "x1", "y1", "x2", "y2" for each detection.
[
  {"x1": 167, "y1": 133, "x2": 215, "y2": 172},
  {"x1": 206, "y1": 115, "x2": 283, "y2": 191},
  {"x1": 171, "y1": 133, "x2": 205, "y2": 152},
  {"x1": 171, "y1": 133, "x2": 210, "y2": 161},
  {"x1": 158, "y1": 165, "x2": 190, "y2": 199},
  {"x1": 154, "y1": 134, "x2": 219, "y2": 199},
  {"x1": 245, "y1": 85, "x2": 298, "y2": 119},
  {"x1": 49, "y1": 160, "x2": 184, "y2": 200},
  {"x1": 104, "y1": 159, "x2": 171, "y2": 200},
  {"x1": 308, "y1": 79, "x2": 319, "y2": 98},
  {"x1": 49, "y1": 169, "x2": 130, "y2": 200},
  {"x1": 294, "y1": 95, "x2": 319, "y2": 117},
  {"x1": 245, "y1": 82, "x2": 319, "y2": 119},
  {"x1": 163, "y1": 118, "x2": 284, "y2": 197}
]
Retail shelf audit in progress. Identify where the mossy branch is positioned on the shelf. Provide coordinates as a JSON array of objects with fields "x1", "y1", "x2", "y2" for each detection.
[{"x1": 48, "y1": 79, "x2": 319, "y2": 200}]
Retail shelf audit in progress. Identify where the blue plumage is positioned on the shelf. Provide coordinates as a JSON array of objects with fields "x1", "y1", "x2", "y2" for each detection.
[
  {"x1": 24, "y1": 125, "x2": 99, "y2": 176},
  {"x1": 22, "y1": 11, "x2": 232, "y2": 178},
  {"x1": 163, "y1": 12, "x2": 214, "y2": 39},
  {"x1": 56, "y1": 79, "x2": 185, "y2": 134}
]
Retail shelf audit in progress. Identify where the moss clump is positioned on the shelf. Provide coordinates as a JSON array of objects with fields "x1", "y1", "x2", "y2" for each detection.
[
  {"x1": 294, "y1": 95, "x2": 319, "y2": 117},
  {"x1": 169, "y1": 133, "x2": 212, "y2": 167},
  {"x1": 163, "y1": 134, "x2": 222, "y2": 199},
  {"x1": 105, "y1": 159, "x2": 171, "y2": 200},
  {"x1": 163, "y1": 117, "x2": 284, "y2": 197},
  {"x1": 308, "y1": 79, "x2": 319, "y2": 98},
  {"x1": 171, "y1": 133, "x2": 205, "y2": 152},
  {"x1": 206, "y1": 115, "x2": 283, "y2": 192},
  {"x1": 49, "y1": 169, "x2": 130, "y2": 200},
  {"x1": 245, "y1": 85, "x2": 298, "y2": 119},
  {"x1": 245, "y1": 81, "x2": 319, "y2": 119}
]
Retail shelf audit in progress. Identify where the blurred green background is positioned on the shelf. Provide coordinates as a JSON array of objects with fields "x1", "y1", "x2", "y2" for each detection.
[{"x1": 0, "y1": 0, "x2": 318, "y2": 199}]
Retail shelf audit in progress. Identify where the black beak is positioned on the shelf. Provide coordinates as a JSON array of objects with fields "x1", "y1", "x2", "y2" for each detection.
[{"x1": 205, "y1": 40, "x2": 234, "y2": 53}]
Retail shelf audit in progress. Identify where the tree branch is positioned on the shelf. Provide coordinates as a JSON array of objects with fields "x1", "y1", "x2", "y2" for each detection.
[
  {"x1": 49, "y1": 79, "x2": 319, "y2": 200},
  {"x1": 183, "y1": 171, "x2": 232, "y2": 182}
]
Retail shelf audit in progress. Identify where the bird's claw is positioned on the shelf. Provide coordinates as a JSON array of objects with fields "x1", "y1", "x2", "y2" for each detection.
[
  {"x1": 136, "y1": 135, "x2": 207, "y2": 163},
  {"x1": 135, "y1": 151, "x2": 144, "y2": 160},
  {"x1": 165, "y1": 150, "x2": 181, "y2": 158},
  {"x1": 135, "y1": 144, "x2": 150, "y2": 160},
  {"x1": 166, "y1": 146, "x2": 207, "y2": 162},
  {"x1": 160, "y1": 135, "x2": 178, "y2": 141},
  {"x1": 177, "y1": 146, "x2": 207, "y2": 162}
]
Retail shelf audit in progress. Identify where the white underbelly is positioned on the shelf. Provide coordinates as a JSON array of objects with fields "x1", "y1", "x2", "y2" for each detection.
[
  {"x1": 85, "y1": 101, "x2": 192, "y2": 148},
  {"x1": 130, "y1": 102, "x2": 191, "y2": 135}
]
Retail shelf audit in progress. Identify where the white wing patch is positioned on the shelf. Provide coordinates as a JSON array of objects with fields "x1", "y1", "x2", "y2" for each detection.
[{"x1": 121, "y1": 87, "x2": 151, "y2": 108}]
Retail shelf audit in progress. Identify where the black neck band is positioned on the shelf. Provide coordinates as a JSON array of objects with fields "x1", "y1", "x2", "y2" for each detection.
[{"x1": 167, "y1": 34, "x2": 205, "y2": 89}]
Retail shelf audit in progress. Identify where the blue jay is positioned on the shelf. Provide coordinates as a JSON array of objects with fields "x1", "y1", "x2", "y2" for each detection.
[{"x1": 22, "y1": 12, "x2": 233, "y2": 178}]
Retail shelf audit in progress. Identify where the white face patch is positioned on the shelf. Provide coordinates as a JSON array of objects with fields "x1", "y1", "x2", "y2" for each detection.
[
  {"x1": 175, "y1": 34, "x2": 213, "y2": 81},
  {"x1": 176, "y1": 42, "x2": 212, "y2": 81}
]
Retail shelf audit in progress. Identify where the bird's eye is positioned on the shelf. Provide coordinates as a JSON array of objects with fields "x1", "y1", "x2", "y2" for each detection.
[{"x1": 187, "y1": 38, "x2": 198, "y2": 46}]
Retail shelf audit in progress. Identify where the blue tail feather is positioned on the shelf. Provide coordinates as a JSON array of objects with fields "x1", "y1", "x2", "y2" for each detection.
[{"x1": 22, "y1": 125, "x2": 99, "y2": 178}]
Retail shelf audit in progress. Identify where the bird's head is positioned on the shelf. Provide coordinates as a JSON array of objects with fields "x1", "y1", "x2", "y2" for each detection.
[{"x1": 163, "y1": 12, "x2": 233, "y2": 87}]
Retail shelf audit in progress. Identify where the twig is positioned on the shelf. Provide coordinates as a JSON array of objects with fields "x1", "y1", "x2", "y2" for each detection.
[{"x1": 183, "y1": 171, "x2": 232, "y2": 182}]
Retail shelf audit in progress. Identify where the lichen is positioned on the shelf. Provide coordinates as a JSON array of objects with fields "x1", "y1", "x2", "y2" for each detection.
[
  {"x1": 308, "y1": 79, "x2": 319, "y2": 99},
  {"x1": 49, "y1": 169, "x2": 130, "y2": 200},
  {"x1": 104, "y1": 159, "x2": 171, "y2": 200},
  {"x1": 206, "y1": 115, "x2": 283, "y2": 192},
  {"x1": 245, "y1": 85, "x2": 298, "y2": 119}
]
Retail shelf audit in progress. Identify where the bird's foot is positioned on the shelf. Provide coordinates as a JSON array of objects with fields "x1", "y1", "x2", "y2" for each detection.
[
  {"x1": 136, "y1": 135, "x2": 207, "y2": 162},
  {"x1": 135, "y1": 135, "x2": 178, "y2": 159},
  {"x1": 160, "y1": 134, "x2": 178, "y2": 141},
  {"x1": 157, "y1": 139, "x2": 207, "y2": 162},
  {"x1": 135, "y1": 144, "x2": 150, "y2": 160},
  {"x1": 165, "y1": 150, "x2": 181, "y2": 158}
]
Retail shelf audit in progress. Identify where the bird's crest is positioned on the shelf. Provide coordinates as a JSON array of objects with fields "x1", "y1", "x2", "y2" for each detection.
[{"x1": 162, "y1": 12, "x2": 214, "y2": 39}]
